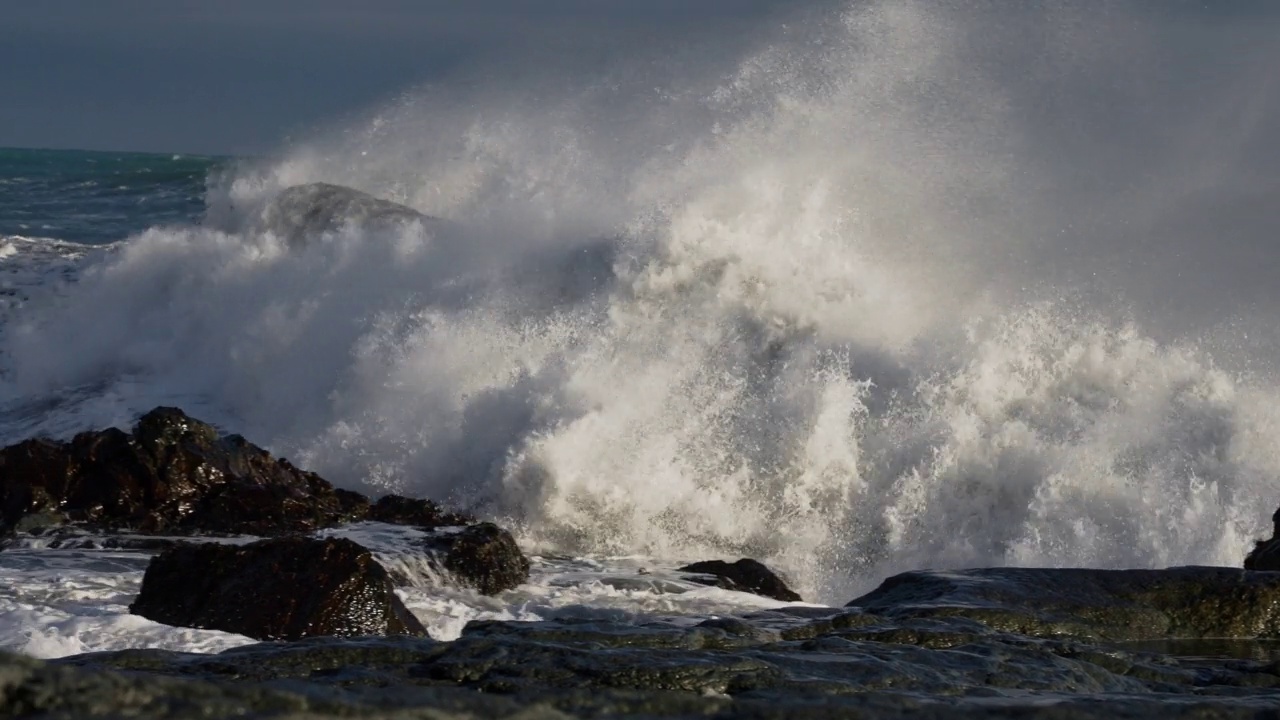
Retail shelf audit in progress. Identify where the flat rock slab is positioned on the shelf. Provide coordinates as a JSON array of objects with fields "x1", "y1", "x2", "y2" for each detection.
[
  {"x1": 130, "y1": 536, "x2": 426, "y2": 641},
  {"x1": 847, "y1": 566, "x2": 1280, "y2": 641},
  {"x1": 41, "y1": 611, "x2": 1280, "y2": 718}
]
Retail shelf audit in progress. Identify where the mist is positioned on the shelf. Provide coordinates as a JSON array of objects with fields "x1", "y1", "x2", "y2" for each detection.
[{"x1": 5, "y1": 0, "x2": 1280, "y2": 602}]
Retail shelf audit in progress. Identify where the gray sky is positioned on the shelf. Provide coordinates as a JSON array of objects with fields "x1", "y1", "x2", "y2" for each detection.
[{"x1": 0, "y1": 0, "x2": 800, "y2": 155}]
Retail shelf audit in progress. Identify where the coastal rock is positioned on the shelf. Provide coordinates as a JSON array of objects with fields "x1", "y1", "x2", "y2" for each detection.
[
  {"x1": 418, "y1": 522, "x2": 530, "y2": 595},
  {"x1": 1244, "y1": 507, "x2": 1280, "y2": 570},
  {"x1": 847, "y1": 566, "x2": 1280, "y2": 641},
  {"x1": 677, "y1": 559, "x2": 802, "y2": 602},
  {"x1": 0, "y1": 407, "x2": 360, "y2": 535},
  {"x1": 47, "y1": 614, "x2": 1280, "y2": 718},
  {"x1": 367, "y1": 493, "x2": 474, "y2": 529},
  {"x1": 258, "y1": 182, "x2": 442, "y2": 247},
  {"x1": 129, "y1": 536, "x2": 426, "y2": 641}
]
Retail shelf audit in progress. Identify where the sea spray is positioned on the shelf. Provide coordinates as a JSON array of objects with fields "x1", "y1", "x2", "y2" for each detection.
[{"x1": 4, "y1": 1, "x2": 1280, "y2": 605}]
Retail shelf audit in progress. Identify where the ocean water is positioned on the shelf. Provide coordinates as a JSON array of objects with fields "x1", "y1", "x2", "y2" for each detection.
[{"x1": 4, "y1": 0, "x2": 1280, "y2": 660}]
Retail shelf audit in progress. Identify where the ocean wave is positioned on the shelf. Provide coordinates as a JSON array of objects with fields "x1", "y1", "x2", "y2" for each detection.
[{"x1": 3, "y1": 0, "x2": 1280, "y2": 604}]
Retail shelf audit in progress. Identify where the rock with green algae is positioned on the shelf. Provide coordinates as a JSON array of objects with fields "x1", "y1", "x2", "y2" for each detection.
[
  {"x1": 36, "y1": 609, "x2": 1280, "y2": 719},
  {"x1": 847, "y1": 566, "x2": 1280, "y2": 641}
]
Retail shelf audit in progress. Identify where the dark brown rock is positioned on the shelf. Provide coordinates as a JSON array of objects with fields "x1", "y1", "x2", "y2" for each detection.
[
  {"x1": 368, "y1": 493, "x2": 474, "y2": 529},
  {"x1": 0, "y1": 407, "x2": 359, "y2": 535},
  {"x1": 130, "y1": 536, "x2": 426, "y2": 641},
  {"x1": 677, "y1": 559, "x2": 802, "y2": 602},
  {"x1": 437, "y1": 523, "x2": 530, "y2": 595},
  {"x1": 1245, "y1": 507, "x2": 1280, "y2": 571}
]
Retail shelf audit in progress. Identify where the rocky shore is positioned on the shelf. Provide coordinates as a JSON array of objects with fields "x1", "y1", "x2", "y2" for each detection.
[{"x1": 5, "y1": 408, "x2": 1280, "y2": 718}]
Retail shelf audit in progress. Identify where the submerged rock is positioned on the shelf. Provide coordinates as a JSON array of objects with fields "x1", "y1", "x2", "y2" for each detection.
[
  {"x1": 258, "y1": 182, "x2": 442, "y2": 247},
  {"x1": 678, "y1": 559, "x2": 802, "y2": 602},
  {"x1": 130, "y1": 536, "x2": 426, "y2": 641},
  {"x1": 0, "y1": 407, "x2": 360, "y2": 535},
  {"x1": 848, "y1": 566, "x2": 1280, "y2": 641}
]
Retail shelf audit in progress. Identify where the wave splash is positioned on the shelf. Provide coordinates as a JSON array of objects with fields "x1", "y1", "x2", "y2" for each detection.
[{"x1": 4, "y1": 1, "x2": 1280, "y2": 602}]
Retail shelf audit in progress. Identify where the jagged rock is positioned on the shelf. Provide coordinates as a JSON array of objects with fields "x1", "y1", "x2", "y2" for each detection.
[
  {"x1": 423, "y1": 522, "x2": 530, "y2": 595},
  {"x1": 368, "y1": 493, "x2": 474, "y2": 529},
  {"x1": 847, "y1": 566, "x2": 1280, "y2": 642},
  {"x1": 130, "y1": 536, "x2": 426, "y2": 641},
  {"x1": 0, "y1": 407, "x2": 362, "y2": 535},
  {"x1": 334, "y1": 487, "x2": 372, "y2": 521},
  {"x1": 1245, "y1": 507, "x2": 1280, "y2": 570},
  {"x1": 677, "y1": 559, "x2": 802, "y2": 602}
]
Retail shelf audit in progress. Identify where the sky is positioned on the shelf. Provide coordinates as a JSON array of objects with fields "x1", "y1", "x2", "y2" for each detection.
[{"x1": 0, "y1": 0, "x2": 804, "y2": 155}]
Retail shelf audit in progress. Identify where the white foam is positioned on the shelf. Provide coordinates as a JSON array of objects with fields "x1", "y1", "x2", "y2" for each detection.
[
  {"x1": 321, "y1": 523, "x2": 810, "y2": 642},
  {"x1": 0, "y1": 548, "x2": 254, "y2": 659}
]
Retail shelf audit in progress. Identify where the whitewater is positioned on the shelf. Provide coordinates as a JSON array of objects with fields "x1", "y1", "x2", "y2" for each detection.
[{"x1": 3, "y1": 0, "x2": 1280, "y2": 658}]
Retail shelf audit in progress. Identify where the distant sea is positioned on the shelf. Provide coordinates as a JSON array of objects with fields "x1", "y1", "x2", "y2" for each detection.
[{"x1": 0, "y1": 147, "x2": 218, "y2": 246}]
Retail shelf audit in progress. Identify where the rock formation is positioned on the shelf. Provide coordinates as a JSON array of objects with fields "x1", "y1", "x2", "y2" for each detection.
[
  {"x1": 130, "y1": 536, "x2": 426, "y2": 641},
  {"x1": 0, "y1": 407, "x2": 362, "y2": 536},
  {"x1": 677, "y1": 558, "x2": 802, "y2": 602},
  {"x1": 256, "y1": 182, "x2": 443, "y2": 247},
  {"x1": 366, "y1": 493, "x2": 473, "y2": 529},
  {"x1": 847, "y1": 566, "x2": 1280, "y2": 641},
  {"x1": 1244, "y1": 507, "x2": 1280, "y2": 570},
  {"x1": 421, "y1": 522, "x2": 530, "y2": 595}
]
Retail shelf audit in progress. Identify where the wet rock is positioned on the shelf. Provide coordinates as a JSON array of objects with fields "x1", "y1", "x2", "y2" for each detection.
[
  {"x1": 847, "y1": 566, "x2": 1280, "y2": 641},
  {"x1": 334, "y1": 487, "x2": 372, "y2": 521},
  {"x1": 417, "y1": 522, "x2": 530, "y2": 595},
  {"x1": 130, "y1": 536, "x2": 426, "y2": 641},
  {"x1": 678, "y1": 559, "x2": 802, "y2": 602},
  {"x1": 11, "y1": 509, "x2": 66, "y2": 534},
  {"x1": 1244, "y1": 507, "x2": 1280, "y2": 570},
  {"x1": 48, "y1": 617, "x2": 1280, "y2": 718},
  {"x1": 367, "y1": 493, "x2": 474, "y2": 529},
  {"x1": 0, "y1": 407, "x2": 360, "y2": 535},
  {"x1": 257, "y1": 182, "x2": 444, "y2": 247}
]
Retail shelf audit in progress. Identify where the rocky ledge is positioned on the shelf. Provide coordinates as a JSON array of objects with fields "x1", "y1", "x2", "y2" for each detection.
[{"x1": 16, "y1": 585, "x2": 1280, "y2": 719}]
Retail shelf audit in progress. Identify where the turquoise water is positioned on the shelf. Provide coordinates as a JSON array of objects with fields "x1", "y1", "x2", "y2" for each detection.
[{"x1": 0, "y1": 147, "x2": 221, "y2": 245}]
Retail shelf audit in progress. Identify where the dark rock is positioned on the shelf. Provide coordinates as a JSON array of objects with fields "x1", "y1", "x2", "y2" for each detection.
[
  {"x1": 257, "y1": 183, "x2": 445, "y2": 247},
  {"x1": 847, "y1": 566, "x2": 1280, "y2": 641},
  {"x1": 334, "y1": 488, "x2": 372, "y2": 521},
  {"x1": 44, "y1": 615, "x2": 1280, "y2": 718},
  {"x1": 1244, "y1": 507, "x2": 1280, "y2": 570},
  {"x1": 0, "y1": 407, "x2": 359, "y2": 536},
  {"x1": 424, "y1": 522, "x2": 529, "y2": 595},
  {"x1": 367, "y1": 493, "x2": 474, "y2": 529},
  {"x1": 677, "y1": 559, "x2": 802, "y2": 602},
  {"x1": 130, "y1": 536, "x2": 426, "y2": 641}
]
